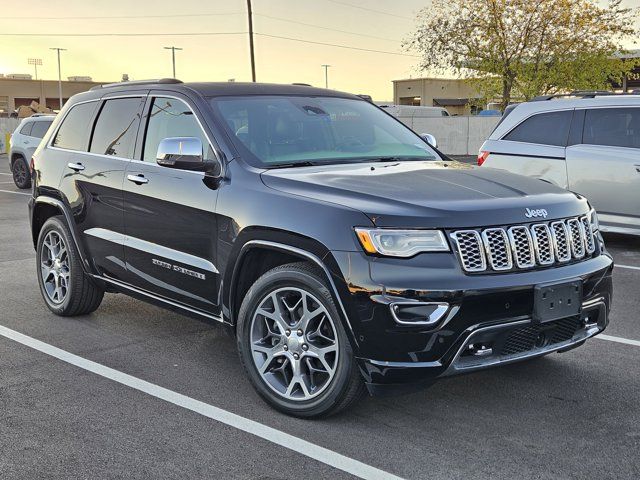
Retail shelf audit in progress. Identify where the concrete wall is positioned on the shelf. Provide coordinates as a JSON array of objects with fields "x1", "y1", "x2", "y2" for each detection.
[
  {"x1": 396, "y1": 115, "x2": 499, "y2": 156},
  {"x1": 393, "y1": 78, "x2": 480, "y2": 115},
  {"x1": 0, "y1": 118, "x2": 20, "y2": 153}
]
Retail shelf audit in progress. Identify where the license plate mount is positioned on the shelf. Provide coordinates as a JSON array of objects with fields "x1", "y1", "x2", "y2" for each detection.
[{"x1": 533, "y1": 279, "x2": 582, "y2": 323}]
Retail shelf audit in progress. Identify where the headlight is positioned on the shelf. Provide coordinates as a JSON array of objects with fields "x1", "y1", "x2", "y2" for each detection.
[
  {"x1": 589, "y1": 208, "x2": 599, "y2": 232},
  {"x1": 355, "y1": 228, "x2": 450, "y2": 257}
]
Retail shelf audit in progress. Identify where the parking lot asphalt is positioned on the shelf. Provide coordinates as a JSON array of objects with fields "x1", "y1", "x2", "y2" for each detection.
[{"x1": 1, "y1": 154, "x2": 639, "y2": 480}]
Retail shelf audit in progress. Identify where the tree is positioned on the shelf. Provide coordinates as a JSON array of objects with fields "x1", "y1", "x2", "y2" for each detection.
[{"x1": 406, "y1": 0, "x2": 638, "y2": 109}]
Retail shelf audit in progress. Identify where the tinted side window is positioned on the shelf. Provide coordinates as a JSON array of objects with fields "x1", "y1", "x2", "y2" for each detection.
[
  {"x1": 90, "y1": 98, "x2": 143, "y2": 158},
  {"x1": 504, "y1": 110, "x2": 572, "y2": 146},
  {"x1": 53, "y1": 102, "x2": 97, "y2": 151},
  {"x1": 30, "y1": 121, "x2": 53, "y2": 139},
  {"x1": 143, "y1": 97, "x2": 212, "y2": 162},
  {"x1": 583, "y1": 108, "x2": 640, "y2": 149},
  {"x1": 19, "y1": 122, "x2": 33, "y2": 136}
]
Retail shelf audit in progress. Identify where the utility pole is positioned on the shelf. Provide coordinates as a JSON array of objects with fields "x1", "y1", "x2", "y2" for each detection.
[
  {"x1": 50, "y1": 48, "x2": 66, "y2": 109},
  {"x1": 28, "y1": 58, "x2": 42, "y2": 80},
  {"x1": 164, "y1": 46, "x2": 182, "y2": 78},
  {"x1": 321, "y1": 64, "x2": 331, "y2": 88},
  {"x1": 247, "y1": 0, "x2": 256, "y2": 82}
]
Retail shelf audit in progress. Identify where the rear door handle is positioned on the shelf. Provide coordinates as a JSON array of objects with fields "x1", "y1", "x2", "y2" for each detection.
[
  {"x1": 635, "y1": 164, "x2": 640, "y2": 173},
  {"x1": 127, "y1": 174, "x2": 149, "y2": 185},
  {"x1": 67, "y1": 162, "x2": 85, "y2": 172}
]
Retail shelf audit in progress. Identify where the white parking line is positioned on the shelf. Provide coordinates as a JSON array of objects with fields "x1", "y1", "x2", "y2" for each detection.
[
  {"x1": 0, "y1": 324, "x2": 404, "y2": 480},
  {"x1": 616, "y1": 264, "x2": 640, "y2": 272},
  {"x1": 596, "y1": 334, "x2": 640, "y2": 348},
  {"x1": 0, "y1": 173, "x2": 12, "y2": 176},
  {"x1": 0, "y1": 189, "x2": 30, "y2": 196}
]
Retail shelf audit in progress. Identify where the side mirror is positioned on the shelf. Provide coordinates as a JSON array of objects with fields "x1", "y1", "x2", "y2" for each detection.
[
  {"x1": 156, "y1": 137, "x2": 204, "y2": 171},
  {"x1": 421, "y1": 133, "x2": 437, "y2": 148}
]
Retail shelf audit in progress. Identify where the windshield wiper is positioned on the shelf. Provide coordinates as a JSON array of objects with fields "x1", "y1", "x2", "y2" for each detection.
[{"x1": 266, "y1": 161, "x2": 319, "y2": 169}]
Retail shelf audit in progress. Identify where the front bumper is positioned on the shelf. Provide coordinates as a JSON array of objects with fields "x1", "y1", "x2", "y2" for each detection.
[{"x1": 327, "y1": 249, "x2": 613, "y2": 395}]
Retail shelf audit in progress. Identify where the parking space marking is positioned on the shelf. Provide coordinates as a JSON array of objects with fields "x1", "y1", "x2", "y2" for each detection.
[
  {"x1": 0, "y1": 324, "x2": 404, "y2": 480},
  {"x1": 0, "y1": 173, "x2": 12, "y2": 176},
  {"x1": 616, "y1": 264, "x2": 640, "y2": 272},
  {"x1": 0, "y1": 189, "x2": 30, "y2": 196},
  {"x1": 597, "y1": 334, "x2": 640, "y2": 348}
]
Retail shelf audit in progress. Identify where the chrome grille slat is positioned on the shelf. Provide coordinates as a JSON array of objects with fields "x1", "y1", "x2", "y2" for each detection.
[
  {"x1": 452, "y1": 216, "x2": 595, "y2": 273},
  {"x1": 481, "y1": 228, "x2": 512, "y2": 271},
  {"x1": 451, "y1": 230, "x2": 486, "y2": 272}
]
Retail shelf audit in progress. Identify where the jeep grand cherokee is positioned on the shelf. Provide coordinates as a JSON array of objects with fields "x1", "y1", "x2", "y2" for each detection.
[{"x1": 28, "y1": 80, "x2": 613, "y2": 417}]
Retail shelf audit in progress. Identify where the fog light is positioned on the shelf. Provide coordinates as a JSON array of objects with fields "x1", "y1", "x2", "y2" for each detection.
[{"x1": 390, "y1": 302, "x2": 449, "y2": 326}]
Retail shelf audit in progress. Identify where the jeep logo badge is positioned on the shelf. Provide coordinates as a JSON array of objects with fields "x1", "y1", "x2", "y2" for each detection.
[{"x1": 525, "y1": 207, "x2": 548, "y2": 219}]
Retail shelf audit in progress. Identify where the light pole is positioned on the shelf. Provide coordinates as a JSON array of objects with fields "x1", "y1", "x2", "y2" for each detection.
[
  {"x1": 28, "y1": 58, "x2": 42, "y2": 80},
  {"x1": 321, "y1": 64, "x2": 331, "y2": 88},
  {"x1": 246, "y1": 0, "x2": 256, "y2": 81},
  {"x1": 164, "y1": 46, "x2": 182, "y2": 78},
  {"x1": 50, "y1": 48, "x2": 66, "y2": 109}
]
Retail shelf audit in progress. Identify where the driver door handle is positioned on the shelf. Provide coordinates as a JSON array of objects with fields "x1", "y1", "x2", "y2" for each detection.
[
  {"x1": 67, "y1": 162, "x2": 85, "y2": 172},
  {"x1": 127, "y1": 174, "x2": 149, "y2": 185}
]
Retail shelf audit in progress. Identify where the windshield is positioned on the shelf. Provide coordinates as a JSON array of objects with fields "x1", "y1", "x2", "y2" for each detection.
[{"x1": 209, "y1": 95, "x2": 439, "y2": 168}]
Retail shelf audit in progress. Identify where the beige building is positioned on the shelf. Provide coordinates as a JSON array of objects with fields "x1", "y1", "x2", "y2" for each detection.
[
  {"x1": 392, "y1": 78, "x2": 481, "y2": 115},
  {"x1": 0, "y1": 76, "x2": 106, "y2": 114}
]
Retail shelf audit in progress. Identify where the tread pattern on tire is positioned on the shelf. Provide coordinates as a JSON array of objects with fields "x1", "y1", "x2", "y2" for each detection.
[
  {"x1": 237, "y1": 261, "x2": 366, "y2": 418},
  {"x1": 39, "y1": 216, "x2": 104, "y2": 316}
]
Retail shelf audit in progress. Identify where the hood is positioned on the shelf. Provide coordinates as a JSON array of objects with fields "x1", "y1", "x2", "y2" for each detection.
[{"x1": 260, "y1": 161, "x2": 589, "y2": 228}]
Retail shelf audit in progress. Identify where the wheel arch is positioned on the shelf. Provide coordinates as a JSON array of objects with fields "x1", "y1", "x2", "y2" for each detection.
[
  {"x1": 32, "y1": 196, "x2": 91, "y2": 273},
  {"x1": 224, "y1": 232, "x2": 359, "y2": 350}
]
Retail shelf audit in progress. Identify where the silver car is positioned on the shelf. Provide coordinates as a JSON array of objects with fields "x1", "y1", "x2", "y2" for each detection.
[
  {"x1": 479, "y1": 94, "x2": 640, "y2": 236},
  {"x1": 9, "y1": 114, "x2": 55, "y2": 189}
]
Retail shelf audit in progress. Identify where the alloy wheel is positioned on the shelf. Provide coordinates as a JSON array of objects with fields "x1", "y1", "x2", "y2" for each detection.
[
  {"x1": 250, "y1": 287, "x2": 339, "y2": 400},
  {"x1": 13, "y1": 160, "x2": 28, "y2": 186},
  {"x1": 40, "y1": 231, "x2": 70, "y2": 304}
]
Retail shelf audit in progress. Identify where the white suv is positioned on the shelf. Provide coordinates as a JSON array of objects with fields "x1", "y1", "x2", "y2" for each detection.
[
  {"x1": 479, "y1": 94, "x2": 640, "y2": 236},
  {"x1": 9, "y1": 114, "x2": 55, "y2": 189}
]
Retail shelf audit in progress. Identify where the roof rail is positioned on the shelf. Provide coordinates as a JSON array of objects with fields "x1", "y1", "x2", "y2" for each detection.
[
  {"x1": 291, "y1": 83, "x2": 312, "y2": 86},
  {"x1": 90, "y1": 78, "x2": 183, "y2": 91},
  {"x1": 530, "y1": 90, "x2": 639, "y2": 101}
]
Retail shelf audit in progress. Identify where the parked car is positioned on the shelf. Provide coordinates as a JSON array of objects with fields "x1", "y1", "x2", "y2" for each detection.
[
  {"x1": 29, "y1": 80, "x2": 612, "y2": 417},
  {"x1": 478, "y1": 93, "x2": 640, "y2": 236},
  {"x1": 378, "y1": 104, "x2": 450, "y2": 117},
  {"x1": 9, "y1": 114, "x2": 55, "y2": 189}
]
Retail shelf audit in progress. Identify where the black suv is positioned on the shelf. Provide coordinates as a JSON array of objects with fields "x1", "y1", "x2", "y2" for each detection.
[{"x1": 29, "y1": 80, "x2": 613, "y2": 417}]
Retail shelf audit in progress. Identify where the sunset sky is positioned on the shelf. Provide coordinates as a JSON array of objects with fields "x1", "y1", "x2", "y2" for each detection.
[{"x1": 1, "y1": 0, "x2": 639, "y2": 100}]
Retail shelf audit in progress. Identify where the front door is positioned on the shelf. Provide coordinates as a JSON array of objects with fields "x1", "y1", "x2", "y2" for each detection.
[{"x1": 121, "y1": 94, "x2": 222, "y2": 316}]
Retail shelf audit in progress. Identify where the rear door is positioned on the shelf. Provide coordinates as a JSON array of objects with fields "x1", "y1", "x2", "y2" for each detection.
[
  {"x1": 482, "y1": 110, "x2": 573, "y2": 187},
  {"x1": 566, "y1": 106, "x2": 640, "y2": 231},
  {"x1": 120, "y1": 93, "x2": 222, "y2": 317},
  {"x1": 55, "y1": 94, "x2": 146, "y2": 279}
]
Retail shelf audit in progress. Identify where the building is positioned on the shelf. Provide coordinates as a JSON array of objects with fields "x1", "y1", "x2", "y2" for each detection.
[
  {"x1": 392, "y1": 78, "x2": 480, "y2": 115},
  {"x1": 0, "y1": 76, "x2": 107, "y2": 114}
]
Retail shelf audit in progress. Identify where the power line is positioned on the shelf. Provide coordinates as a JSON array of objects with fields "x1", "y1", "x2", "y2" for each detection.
[
  {"x1": 254, "y1": 13, "x2": 401, "y2": 42},
  {"x1": 0, "y1": 32, "x2": 247, "y2": 37},
  {"x1": 2, "y1": 12, "x2": 242, "y2": 20},
  {"x1": 255, "y1": 33, "x2": 419, "y2": 57},
  {"x1": 322, "y1": 0, "x2": 413, "y2": 20}
]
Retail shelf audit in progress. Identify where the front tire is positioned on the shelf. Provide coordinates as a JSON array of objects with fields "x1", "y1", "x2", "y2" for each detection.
[
  {"x1": 237, "y1": 262, "x2": 365, "y2": 418},
  {"x1": 36, "y1": 216, "x2": 104, "y2": 316},
  {"x1": 12, "y1": 156, "x2": 31, "y2": 189}
]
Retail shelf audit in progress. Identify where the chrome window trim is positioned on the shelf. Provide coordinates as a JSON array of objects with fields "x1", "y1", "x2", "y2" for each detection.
[{"x1": 84, "y1": 227, "x2": 219, "y2": 273}]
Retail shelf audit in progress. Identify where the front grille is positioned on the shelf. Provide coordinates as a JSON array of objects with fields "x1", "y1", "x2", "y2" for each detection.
[
  {"x1": 500, "y1": 316, "x2": 582, "y2": 356},
  {"x1": 451, "y1": 216, "x2": 595, "y2": 273}
]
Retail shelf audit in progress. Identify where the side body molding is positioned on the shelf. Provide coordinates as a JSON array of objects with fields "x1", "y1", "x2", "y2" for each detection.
[{"x1": 231, "y1": 240, "x2": 357, "y2": 344}]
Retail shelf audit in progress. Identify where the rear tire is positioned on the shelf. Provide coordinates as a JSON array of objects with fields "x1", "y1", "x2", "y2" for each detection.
[
  {"x1": 36, "y1": 216, "x2": 104, "y2": 316},
  {"x1": 236, "y1": 262, "x2": 365, "y2": 418},
  {"x1": 12, "y1": 156, "x2": 31, "y2": 189}
]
